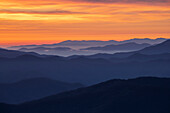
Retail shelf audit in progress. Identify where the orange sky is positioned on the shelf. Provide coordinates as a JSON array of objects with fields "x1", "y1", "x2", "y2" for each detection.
[{"x1": 0, "y1": 0, "x2": 170, "y2": 46}]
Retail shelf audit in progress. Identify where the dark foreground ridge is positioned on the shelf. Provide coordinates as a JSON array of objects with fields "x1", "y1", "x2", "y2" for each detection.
[
  {"x1": 0, "y1": 78, "x2": 83, "y2": 104},
  {"x1": 0, "y1": 77, "x2": 170, "y2": 113}
]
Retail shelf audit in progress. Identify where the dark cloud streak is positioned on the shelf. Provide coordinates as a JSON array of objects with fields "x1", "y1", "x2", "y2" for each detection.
[
  {"x1": 72, "y1": 0, "x2": 170, "y2": 4},
  {"x1": 0, "y1": 9, "x2": 87, "y2": 15}
]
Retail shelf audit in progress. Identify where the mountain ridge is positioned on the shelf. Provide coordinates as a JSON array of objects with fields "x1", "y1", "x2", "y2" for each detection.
[
  {"x1": 8, "y1": 38, "x2": 167, "y2": 49},
  {"x1": 0, "y1": 78, "x2": 84, "y2": 104},
  {"x1": 0, "y1": 48, "x2": 43, "y2": 58},
  {"x1": 1, "y1": 77, "x2": 170, "y2": 113},
  {"x1": 81, "y1": 42, "x2": 150, "y2": 51},
  {"x1": 76, "y1": 39, "x2": 170, "y2": 59}
]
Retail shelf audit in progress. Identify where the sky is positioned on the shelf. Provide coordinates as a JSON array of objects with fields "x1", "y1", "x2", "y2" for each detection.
[{"x1": 0, "y1": 0, "x2": 170, "y2": 46}]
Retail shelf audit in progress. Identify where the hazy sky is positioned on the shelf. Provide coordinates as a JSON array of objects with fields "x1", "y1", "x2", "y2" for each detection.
[{"x1": 0, "y1": 0, "x2": 170, "y2": 45}]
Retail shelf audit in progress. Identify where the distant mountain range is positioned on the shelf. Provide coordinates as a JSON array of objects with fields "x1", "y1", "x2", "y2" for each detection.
[
  {"x1": 0, "y1": 40, "x2": 170, "y2": 113},
  {"x1": 0, "y1": 40, "x2": 170, "y2": 85},
  {"x1": 19, "y1": 47, "x2": 72, "y2": 51},
  {"x1": 81, "y1": 42, "x2": 150, "y2": 51},
  {"x1": 78, "y1": 39, "x2": 170, "y2": 59},
  {"x1": 0, "y1": 78, "x2": 83, "y2": 104},
  {"x1": 6, "y1": 38, "x2": 168, "y2": 56},
  {"x1": 17, "y1": 42, "x2": 151, "y2": 56},
  {"x1": 3, "y1": 39, "x2": 169, "y2": 59},
  {"x1": 1, "y1": 77, "x2": 170, "y2": 113},
  {"x1": 18, "y1": 47, "x2": 75, "y2": 56},
  {"x1": 9, "y1": 38, "x2": 167, "y2": 49},
  {"x1": 0, "y1": 48, "x2": 42, "y2": 58},
  {"x1": 18, "y1": 46, "x2": 77, "y2": 56}
]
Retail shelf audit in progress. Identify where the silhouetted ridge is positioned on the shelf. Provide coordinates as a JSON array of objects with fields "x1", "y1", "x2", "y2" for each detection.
[
  {"x1": 160, "y1": 39, "x2": 170, "y2": 45},
  {"x1": 14, "y1": 54, "x2": 42, "y2": 60},
  {"x1": 0, "y1": 78, "x2": 84, "y2": 104},
  {"x1": 128, "y1": 53, "x2": 148, "y2": 58},
  {"x1": 81, "y1": 39, "x2": 170, "y2": 59},
  {"x1": 69, "y1": 56, "x2": 110, "y2": 63},
  {"x1": 19, "y1": 47, "x2": 72, "y2": 51},
  {"x1": 1, "y1": 77, "x2": 170, "y2": 113},
  {"x1": 9, "y1": 38, "x2": 167, "y2": 49},
  {"x1": 138, "y1": 39, "x2": 170, "y2": 54},
  {"x1": 82, "y1": 42, "x2": 150, "y2": 51},
  {"x1": 0, "y1": 47, "x2": 41, "y2": 58}
]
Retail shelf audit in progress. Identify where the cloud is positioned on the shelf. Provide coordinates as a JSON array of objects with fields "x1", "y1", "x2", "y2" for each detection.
[
  {"x1": 0, "y1": 8, "x2": 87, "y2": 14},
  {"x1": 73, "y1": 0, "x2": 170, "y2": 3},
  {"x1": 2, "y1": 0, "x2": 170, "y2": 5},
  {"x1": 74, "y1": 0, "x2": 170, "y2": 3},
  {"x1": 137, "y1": 10, "x2": 170, "y2": 14},
  {"x1": 110, "y1": 10, "x2": 170, "y2": 15}
]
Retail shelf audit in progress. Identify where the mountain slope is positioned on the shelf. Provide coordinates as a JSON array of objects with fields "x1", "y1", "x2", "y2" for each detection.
[
  {"x1": 0, "y1": 48, "x2": 41, "y2": 58},
  {"x1": 108, "y1": 53, "x2": 170, "y2": 62},
  {"x1": 0, "y1": 53, "x2": 170, "y2": 85},
  {"x1": 79, "y1": 39, "x2": 170, "y2": 59},
  {"x1": 9, "y1": 38, "x2": 166, "y2": 49},
  {"x1": 1, "y1": 77, "x2": 170, "y2": 113},
  {"x1": 114, "y1": 39, "x2": 170, "y2": 57},
  {"x1": 139, "y1": 39, "x2": 170, "y2": 54},
  {"x1": 19, "y1": 47, "x2": 72, "y2": 52},
  {"x1": 0, "y1": 78, "x2": 83, "y2": 104},
  {"x1": 0, "y1": 40, "x2": 170, "y2": 85},
  {"x1": 81, "y1": 42, "x2": 150, "y2": 51}
]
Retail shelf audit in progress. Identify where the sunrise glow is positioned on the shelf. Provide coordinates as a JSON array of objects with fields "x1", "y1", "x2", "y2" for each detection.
[{"x1": 0, "y1": 0, "x2": 170, "y2": 46}]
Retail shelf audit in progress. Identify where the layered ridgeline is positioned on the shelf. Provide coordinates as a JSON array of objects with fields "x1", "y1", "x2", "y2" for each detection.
[
  {"x1": 76, "y1": 39, "x2": 170, "y2": 59},
  {"x1": 18, "y1": 47, "x2": 74, "y2": 56},
  {"x1": 17, "y1": 43, "x2": 151, "y2": 56},
  {"x1": 11, "y1": 38, "x2": 165, "y2": 56},
  {"x1": 0, "y1": 78, "x2": 83, "y2": 104},
  {"x1": 81, "y1": 42, "x2": 150, "y2": 51},
  {"x1": 0, "y1": 48, "x2": 42, "y2": 58},
  {"x1": 0, "y1": 77, "x2": 170, "y2": 113},
  {"x1": 0, "y1": 40, "x2": 170, "y2": 85},
  {"x1": 9, "y1": 38, "x2": 166, "y2": 49}
]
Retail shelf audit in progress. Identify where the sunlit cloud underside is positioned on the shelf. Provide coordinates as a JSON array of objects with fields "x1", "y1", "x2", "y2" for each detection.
[{"x1": 0, "y1": 0, "x2": 170, "y2": 45}]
